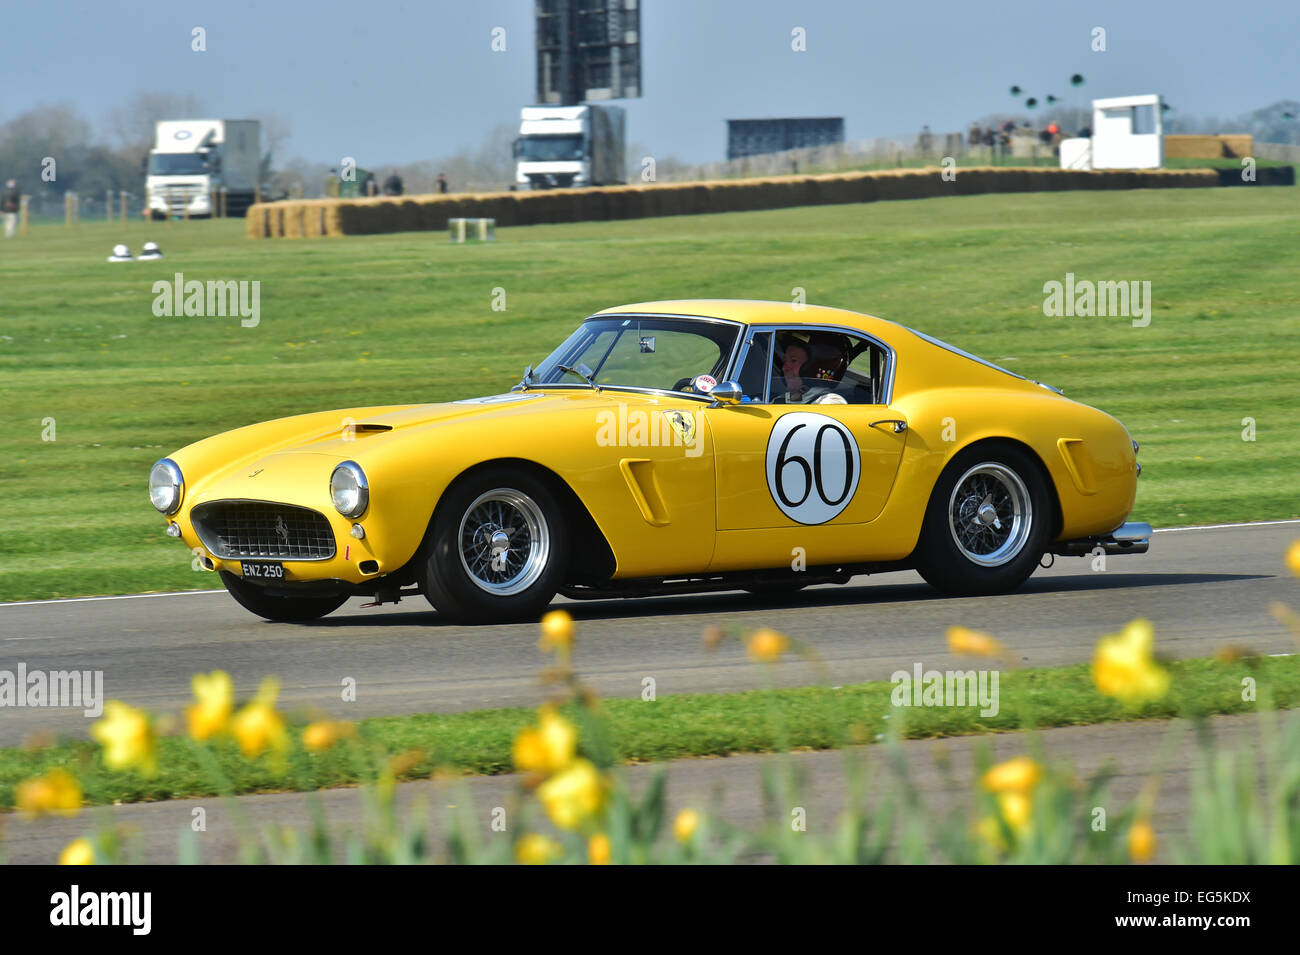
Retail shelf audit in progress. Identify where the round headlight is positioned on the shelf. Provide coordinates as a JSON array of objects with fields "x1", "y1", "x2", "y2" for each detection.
[
  {"x1": 330, "y1": 461, "x2": 369, "y2": 518},
  {"x1": 149, "y1": 458, "x2": 184, "y2": 515}
]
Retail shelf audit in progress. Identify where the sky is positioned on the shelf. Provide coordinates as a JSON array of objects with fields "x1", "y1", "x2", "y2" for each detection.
[{"x1": 3, "y1": 0, "x2": 1298, "y2": 166}]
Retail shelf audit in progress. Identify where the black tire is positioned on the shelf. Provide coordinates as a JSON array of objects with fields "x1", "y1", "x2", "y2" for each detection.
[
  {"x1": 219, "y1": 571, "x2": 347, "y2": 622},
  {"x1": 421, "y1": 466, "x2": 570, "y2": 623},
  {"x1": 913, "y1": 442, "x2": 1051, "y2": 596}
]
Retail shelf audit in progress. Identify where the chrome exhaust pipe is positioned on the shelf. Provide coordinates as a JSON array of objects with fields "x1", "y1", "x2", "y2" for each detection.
[{"x1": 1051, "y1": 521, "x2": 1153, "y2": 557}]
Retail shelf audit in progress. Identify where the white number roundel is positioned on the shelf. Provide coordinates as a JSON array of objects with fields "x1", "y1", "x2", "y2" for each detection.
[{"x1": 765, "y1": 413, "x2": 861, "y2": 524}]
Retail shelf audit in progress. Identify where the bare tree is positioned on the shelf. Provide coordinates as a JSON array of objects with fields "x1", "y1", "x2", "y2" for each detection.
[
  {"x1": 106, "y1": 92, "x2": 204, "y2": 156},
  {"x1": 255, "y1": 113, "x2": 292, "y2": 181}
]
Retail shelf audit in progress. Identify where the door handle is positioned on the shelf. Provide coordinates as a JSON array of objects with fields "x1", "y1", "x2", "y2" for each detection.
[{"x1": 870, "y1": 418, "x2": 907, "y2": 433}]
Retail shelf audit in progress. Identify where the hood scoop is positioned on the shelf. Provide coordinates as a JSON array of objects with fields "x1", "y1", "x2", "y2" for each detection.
[{"x1": 349, "y1": 423, "x2": 393, "y2": 435}]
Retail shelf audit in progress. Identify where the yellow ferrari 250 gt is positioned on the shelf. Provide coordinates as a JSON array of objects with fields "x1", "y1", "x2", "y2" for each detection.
[{"x1": 149, "y1": 300, "x2": 1150, "y2": 623}]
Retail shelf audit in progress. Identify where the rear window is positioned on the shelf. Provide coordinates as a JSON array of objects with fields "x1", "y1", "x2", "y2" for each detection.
[{"x1": 903, "y1": 327, "x2": 1024, "y2": 381}]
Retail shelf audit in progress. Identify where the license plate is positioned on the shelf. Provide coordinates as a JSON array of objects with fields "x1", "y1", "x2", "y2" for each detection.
[{"x1": 241, "y1": 561, "x2": 284, "y2": 580}]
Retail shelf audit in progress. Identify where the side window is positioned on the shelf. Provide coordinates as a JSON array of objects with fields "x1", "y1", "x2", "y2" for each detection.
[
  {"x1": 734, "y1": 331, "x2": 772, "y2": 402},
  {"x1": 843, "y1": 344, "x2": 882, "y2": 404},
  {"x1": 767, "y1": 330, "x2": 889, "y2": 405}
]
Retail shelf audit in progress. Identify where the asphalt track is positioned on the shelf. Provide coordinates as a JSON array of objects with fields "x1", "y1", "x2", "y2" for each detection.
[{"x1": 1, "y1": 521, "x2": 1296, "y2": 749}]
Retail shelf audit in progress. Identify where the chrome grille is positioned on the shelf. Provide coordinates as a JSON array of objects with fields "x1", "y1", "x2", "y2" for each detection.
[{"x1": 192, "y1": 501, "x2": 336, "y2": 560}]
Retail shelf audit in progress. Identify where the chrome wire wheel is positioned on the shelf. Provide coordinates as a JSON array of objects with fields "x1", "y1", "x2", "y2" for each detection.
[
  {"x1": 457, "y1": 488, "x2": 550, "y2": 596},
  {"x1": 946, "y1": 463, "x2": 1032, "y2": 567}
]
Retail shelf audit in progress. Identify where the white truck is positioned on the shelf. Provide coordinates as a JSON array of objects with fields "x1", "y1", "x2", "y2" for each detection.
[
  {"x1": 146, "y1": 119, "x2": 261, "y2": 218},
  {"x1": 513, "y1": 105, "x2": 626, "y2": 190}
]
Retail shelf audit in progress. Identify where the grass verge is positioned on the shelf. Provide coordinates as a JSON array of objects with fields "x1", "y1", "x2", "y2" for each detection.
[
  {"x1": 3, "y1": 186, "x2": 1299, "y2": 600},
  {"x1": 1, "y1": 653, "x2": 1294, "y2": 811}
]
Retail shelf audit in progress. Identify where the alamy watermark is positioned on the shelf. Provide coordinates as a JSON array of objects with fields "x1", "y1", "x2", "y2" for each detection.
[
  {"x1": 0, "y1": 663, "x2": 103, "y2": 717},
  {"x1": 596, "y1": 405, "x2": 702, "y2": 457},
  {"x1": 152, "y1": 272, "x2": 261, "y2": 327},
  {"x1": 1043, "y1": 272, "x2": 1151, "y2": 327},
  {"x1": 891, "y1": 661, "x2": 1000, "y2": 717}
]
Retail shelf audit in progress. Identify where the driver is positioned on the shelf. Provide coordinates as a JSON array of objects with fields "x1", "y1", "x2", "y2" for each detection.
[{"x1": 775, "y1": 336, "x2": 847, "y2": 404}]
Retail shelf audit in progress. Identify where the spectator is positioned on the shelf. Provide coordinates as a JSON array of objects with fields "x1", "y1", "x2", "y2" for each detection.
[
  {"x1": 362, "y1": 171, "x2": 378, "y2": 196},
  {"x1": 382, "y1": 171, "x2": 404, "y2": 196},
  {"x1": 436, "y1": 172, "x2": 448, "y2": 194},
  {"x1": 918, "y1": 125, "x2": 933, "y2": 157},
  {"x1": 2, "y1": 180, "x2": 19, "y2": 238},
  {"x1": 968, "y1": 123, "x2": 982, "y2": 147}
]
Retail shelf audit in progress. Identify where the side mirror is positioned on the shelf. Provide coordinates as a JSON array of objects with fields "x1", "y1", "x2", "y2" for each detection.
[{"x1": 709, "y1": 381, "x2": 744, "y2": 406}]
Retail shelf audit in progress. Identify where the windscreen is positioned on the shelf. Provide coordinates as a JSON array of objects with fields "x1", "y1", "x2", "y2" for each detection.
[
  {"x1": 534, "y1": 317, "x2": 740, "y2": 394},
  {"x1": 149, "y1": 153, "x2": 208, "y2": 175},
  {"x1": 518, "y1": 135, "x2": 583, "y2": 162}
]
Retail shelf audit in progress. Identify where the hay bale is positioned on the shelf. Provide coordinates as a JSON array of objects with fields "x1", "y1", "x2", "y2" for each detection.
[
  {"x1": 323, "y1": 201, "x2": 344, "y2": 236},
  {"x1": 601, "y1": 186, "x2": 635, "y2": 220},
  {"x1": 244, "y1": 203, "x2": 268, "y2": 239},
  {"x1": 1164, "y1": 133, "x2": 1254, "y2": 159},
  {"x1": 265, "y1": 203, "x2": 284, "y2": 237}
]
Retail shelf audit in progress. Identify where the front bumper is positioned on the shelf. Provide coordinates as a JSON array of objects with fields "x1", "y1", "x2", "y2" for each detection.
[
  {"x1": 166, "y1": 502, "x2": 387, "y2": 587},
  {"x1": 1051, "y1": 521, "x2": 1153, "y2": 557}
]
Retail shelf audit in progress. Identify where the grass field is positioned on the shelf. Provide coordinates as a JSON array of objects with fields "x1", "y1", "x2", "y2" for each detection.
[{"x1": 1, "y1": 185, "x2": 1298, "y2": 601}]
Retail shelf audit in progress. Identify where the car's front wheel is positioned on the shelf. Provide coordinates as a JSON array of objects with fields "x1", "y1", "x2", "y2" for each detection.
[
  {"x1": 913, "y1": 442, "x2": 1051, "y2": 596},
  {"x1": 219, "y1": 571, "x2": 348, "y2": 622},
  {"x1": 421, "y1": 467, "x2": 569, "y2": 623}
]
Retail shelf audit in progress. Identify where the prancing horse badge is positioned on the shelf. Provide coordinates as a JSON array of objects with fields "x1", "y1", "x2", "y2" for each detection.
[{"x1": 662, "y1": 410, "x2": 695, "y2": 446}]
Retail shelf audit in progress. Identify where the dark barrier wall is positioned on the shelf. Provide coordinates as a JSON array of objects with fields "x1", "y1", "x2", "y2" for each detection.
[
  {"x1": 1213, "y1": 167, "x2": 1296, "y2": 187},
  {"x1": 246, "y1": 166, "x2": 1222, "y2": 240}
]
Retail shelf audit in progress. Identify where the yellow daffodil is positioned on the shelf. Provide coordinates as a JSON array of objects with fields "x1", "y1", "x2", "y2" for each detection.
[
  {"x1": 674, "y1": 808, "x2": 700, "y2": 843},
  {"x1": 981, "y1": 755, "x2": 1042, "y2": 795},
  {"x1": 230, "y1": 677, "x2": 289, "y2": 759},
  {"x1": 513, "y1": 705, "x2": 578, "y2": 774},
  {"x1": 90, "y1": 701, "x2": 158, "y2": 777},
  {"x1": 746, "y1": 628, "x2": 789, "y2": 663},
  {"x1": 516, "y1": 833, "x2": 561, "y2": 865},
  {"x1": 539, "y1": 610, "x2": 575, "y2": 656},
  {"x1": 185, "y1": 670, "x2": 233, "y2": 741},
  {"x1": 1092, "y1": 619, "x2": 1170, "y2": 704},
  {"x1": 588, "y1": 832, "x2": 612, "y2": 865},
  {"x1": 946, "y1": 626, "x2": 1005, "y2": 658},
  {"x1": 976, "y1": 814, "x2": 1008, "y2": 852},
  {"x1": 996, "y1": 791, "x2": 1033, "y2": 832},
  {"x1": 1129, "y1": 819, "x2": 1156, "y2": 862},
  {"x1": 302, "y1": 720, "x2": 356, "y2": 753},
  {"x1": 981, "y1": 756, "x2": 1042, "y2": 839},
  {"x1": 536, "y1": 758, "x2": 605, "y2": 830},
  {"x1": 15, "y1": 768, "x2": 82, "y2": 818},
  {"x1": 1286, "y1": 540, "x2": 1300, "y2": 577},
  {"x1": 58, "y1": 838, "x2": 95, "y2": 866}
]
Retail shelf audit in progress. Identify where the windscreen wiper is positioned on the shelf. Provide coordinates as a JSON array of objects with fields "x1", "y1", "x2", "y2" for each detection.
[{"x1": 556, "y1": 363, "x2": 602, "y2": 392}]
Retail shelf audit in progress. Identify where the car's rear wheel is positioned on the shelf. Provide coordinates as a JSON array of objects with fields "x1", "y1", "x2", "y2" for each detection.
[
  {"x1": 913, "y1": 442, "x2": 1050, "y2": 596},
  {"x1": 219, "y1": 571, "x2": 348, "y2": 622},
  {"x1": 421, "y1": 467, "x2": 569, "y2": 623}
]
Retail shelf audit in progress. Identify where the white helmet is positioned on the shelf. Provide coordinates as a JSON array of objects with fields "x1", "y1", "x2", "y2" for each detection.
[
  {"x1": 142, "y1": 242, "x2": 159, "y2": 253},
  {"x1": 113, "y1": 244, "x2": 130, "y2": 257}
]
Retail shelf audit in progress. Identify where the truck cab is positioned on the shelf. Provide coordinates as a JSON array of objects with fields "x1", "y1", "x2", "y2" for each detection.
[
  {"x1": 514, "y1": 105, "x2": 626, "y2": 190},
  {"x1": 146, "y1": 120, "x2": 260, "y2": 219}
]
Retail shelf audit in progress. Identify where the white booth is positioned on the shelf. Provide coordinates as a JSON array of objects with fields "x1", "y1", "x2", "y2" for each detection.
[{"x1": 1060, "y1": 94, "x2": 1164, "y2": 170}]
